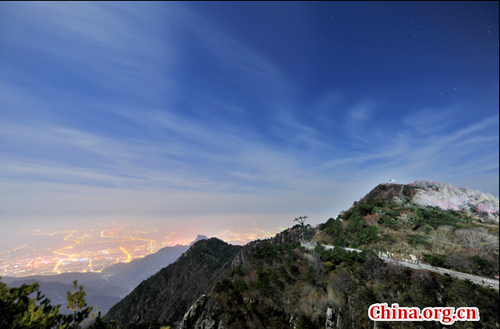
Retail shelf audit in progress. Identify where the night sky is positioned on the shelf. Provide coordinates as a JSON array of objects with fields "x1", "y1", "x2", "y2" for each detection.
[{"x1": 1, "y1": 2, "x2": 498, "y2": 245}]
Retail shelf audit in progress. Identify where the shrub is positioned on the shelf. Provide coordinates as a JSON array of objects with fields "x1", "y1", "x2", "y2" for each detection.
[
  {"x1": 325, "y1": 218, "x2": 345, "y2": 246},
  {"x1": 455, "y1": 228, "x2": 497, "y2": 250},
  {"x1": 269, "y1": 269, "x2": 279, "y2": 284},
  {"x1": 423, "y1": 224, "x2": 433, "y2": 234},
  {"x1": 358, "y1": 286, "x2": 378, "y2": 305},
  {"x1": 378, "y1": 184, "x2": 388, "y2": 191},
  {"x1": 214, "y1": 279, "x2": 234, "y2": 293},
  {"x1": 306, "y1": 266, "x2": 316, "y2": 285},
  {"x1": 384, "y1": 218, "x2": 400, "y2": 230},
  {"x1": 296, "y1": 313, "x2": 317, "y2": 329},
  {"x1": 398, "y1": 209, "x2": 418, "y2": 223},
  {"x1": 354, "y1": 225, "x2": 380, "y2": 245},
  {"x1": 423, "y1": 254, "x2": 445, "y2": 267},
  {"x1": 331, "y1": 268, "x2": 354, "y2": 297},
  {"x1": 383, "y1": 234, "x2": 396, "y2": 245},
  {"x1": 455, "y1": 229, "x2": 480, "y2": 248},
  {"x1": 279, "y1": 265, "x2": 294, "y2": 284},
  {"x1": 417, "y1": 207, "x2": 458, "y2": 229},
  {"x1": 230, "y1": 265, "x2": 245, "y2": 277},
  {"x1": 364, "y1": 214, "x2": 380, "y2": 225},
  {"x1": 386, "y1": 218, "x2": 398, "y2": 225},
  {"x1": 253, "y1": 245, "x2": 278, "y2": 259},
  {"x1": 226, "y1": 288, "x2": 243, "y2": 308},
  {"x1": 408, "y1": 234, "x2": 431, "y2": 249},
  {"x1": 234, "y1": 278, "x2": 248, "y2": 291},
  {"x1": 319, "y1": 246, "x2": 347, "y2": 265},
  {"x1": 469, "y1": 256, "x2": 492, "y2": 272}
]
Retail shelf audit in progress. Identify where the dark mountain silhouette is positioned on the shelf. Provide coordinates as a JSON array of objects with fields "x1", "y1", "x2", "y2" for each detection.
[
  {"x1": 105, "y1": 238, "x2": 242, "y2": 328},
  {"x1": 106, "y1": 227, "x2": 317, "y2": 328},
  {"x1": 1, "y1": 272, "x2": 102, "y2": 285},
  {"x1": 102, "y1": 235, "x2": 209, "y2": 291},
  {"x1": 102, "y1": 244, "x2": 188, "y2": 292}
]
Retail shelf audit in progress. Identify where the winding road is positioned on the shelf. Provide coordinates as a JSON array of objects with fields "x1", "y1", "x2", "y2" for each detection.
[{"x1": 301, "y1": 242, "x2": 499, "y2": 291}]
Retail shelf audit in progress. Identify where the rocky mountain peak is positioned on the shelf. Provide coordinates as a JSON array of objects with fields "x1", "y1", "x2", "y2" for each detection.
[{"x1": 188, "y1": 235, "x2": 209, "y2": 247}]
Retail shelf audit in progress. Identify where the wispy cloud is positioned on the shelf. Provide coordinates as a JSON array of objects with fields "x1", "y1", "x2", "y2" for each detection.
[
  {"x1": 402, "y1": 107, "x2": 457, "y2": 135},
  {"x1": 0, "y1": 2, "x2": 498, "y2": 239}
]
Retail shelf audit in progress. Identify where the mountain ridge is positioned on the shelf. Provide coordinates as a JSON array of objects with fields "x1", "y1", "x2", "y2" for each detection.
[{"x1": 105, "y1": 238, "x2": 242, "y2": 327}]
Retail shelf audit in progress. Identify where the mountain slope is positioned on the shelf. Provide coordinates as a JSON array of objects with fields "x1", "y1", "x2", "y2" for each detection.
[
  {"x1": 105, "y1": 226, "x2": 318, "y2": 328},
  {"x1": 105, "y1": 238, "x2": 242, "y2": 328},
  {"x1": 176, "y1": 180, "x2": 499, "y2": 328},
  {"x1": 103, "y1": 235, "x2": 208, "y2": 292},
  {"x1": 178, "y1": 240, "x2": 499, "y2": 329},
  {"x1": 321, "y1": 180, "x2": 499, "y2": 276}
]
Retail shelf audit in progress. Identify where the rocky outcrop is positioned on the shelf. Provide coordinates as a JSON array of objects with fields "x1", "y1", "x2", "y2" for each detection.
[
  {"x1": 179, "y1": 287, "x2": 348, "y2": 329},
  {"x1": 177, "y1": 292, "x2": 234, "y2": 329},
  {"x1": 325, "y1": 307, "x2": 335, "y2": 329},
  {"x1": 311, "y1": 230, "x2": 335, "y2": 245},
  {"x1": 178, "y1": 294, "x2": 215, "y2": 329},
  {"x1": 231, "y1": 226, "x2": 318, "y2": 269}
]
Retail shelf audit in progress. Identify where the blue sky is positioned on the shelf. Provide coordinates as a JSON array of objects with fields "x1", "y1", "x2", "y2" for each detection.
[{"x1": 1, "y1": 2, "x2": 498, "y2": 244}]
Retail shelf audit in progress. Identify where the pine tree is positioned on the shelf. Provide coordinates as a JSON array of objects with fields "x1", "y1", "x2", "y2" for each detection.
[
  {"x1": 66, "y1": 280, "x2": 94, "y2": 329},
  {"x1": 0, "y1": 277, "x2": 66, "y2": 328}
]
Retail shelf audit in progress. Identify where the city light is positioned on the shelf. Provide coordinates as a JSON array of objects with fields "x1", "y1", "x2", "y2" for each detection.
[{"x1": 0, "y1": 224, "x2": 170, "y2": 277}]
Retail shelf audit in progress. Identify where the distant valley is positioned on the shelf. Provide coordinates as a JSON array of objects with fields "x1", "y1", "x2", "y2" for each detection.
[{"x1": 2, "y1": 235, "x2": 208, "y2": 314}]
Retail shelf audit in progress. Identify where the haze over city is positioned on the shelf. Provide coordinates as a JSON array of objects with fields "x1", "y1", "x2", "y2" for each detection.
[{"x1": 0, "y1": 2, "x2": 498, "y2": 272}]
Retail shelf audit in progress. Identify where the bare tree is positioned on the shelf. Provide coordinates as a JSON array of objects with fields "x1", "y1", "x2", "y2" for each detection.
[
  {"x1": 331, "y1": 269, "x2": 354, "y2": 297},
  {"x1": 445, "y1": 254, "x2": 472, "y2": 272},
  {"x1": 363, "y1": 254, "x2": 384, "y2": 281},
  {"x1": 410, "y1": 269, "x2": 432, "y2": 287},
  {"x1": 455, "y1": 229, "x2": 480, "y2": 248}
]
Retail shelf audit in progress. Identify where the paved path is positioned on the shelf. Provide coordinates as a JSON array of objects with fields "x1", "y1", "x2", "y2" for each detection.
[{"x1": 301, "y1": 242, "x2": 499, "y2": 291}]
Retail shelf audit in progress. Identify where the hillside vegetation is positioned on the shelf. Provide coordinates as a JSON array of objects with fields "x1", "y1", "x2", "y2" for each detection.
[
  {"x1": 180, "y1": 240, "x2": 498, "y2": 328},
  {"x1": 319, "y1": 180, "x2": 499, "y2": 278},
  {"x1": 105, "y1": 238, "x2": 242, "y2": 328}
]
